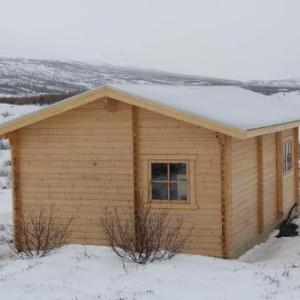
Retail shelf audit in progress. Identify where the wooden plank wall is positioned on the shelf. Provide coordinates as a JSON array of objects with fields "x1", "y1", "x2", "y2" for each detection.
[
  {"x1": 230, "y1": 137, "x2": 258, "y2": 256},
  {"x1": 15, "y1": 99, "x2": 135, "y2": 245},
  {"x1": 136, "y1": 108, "x2": 223, "y2": 257},
  {"x1": 229, "y1": 129, "x2": 297, "y2": 257},
  {"x1": 262, "y1": 134, "x2": 277, "y2": 233},
  {"x1": 11, "y1": 94, "x2": 298, "y2": 257},
  {"x1": 13, "y1": 100, "x2": 223, "y2": 256}
]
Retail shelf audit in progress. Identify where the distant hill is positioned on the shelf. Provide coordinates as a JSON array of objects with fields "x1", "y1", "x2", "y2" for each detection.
[{"x1": 0, "y1": 57, "x2": 300, "y2": 97}]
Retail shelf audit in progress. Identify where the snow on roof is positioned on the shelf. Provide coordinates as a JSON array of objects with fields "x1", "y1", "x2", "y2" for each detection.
[
  {"x1": 110, "y1": 84, "x2": 300, "y2": 130},
  {"x1": 1, "y1": 85, "x2": 300, "y2": 139}
]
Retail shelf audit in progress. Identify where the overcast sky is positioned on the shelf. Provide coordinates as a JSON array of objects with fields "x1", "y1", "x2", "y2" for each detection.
[{"x1": 0, "y1": 0, "x2": 300, "y2": 80}]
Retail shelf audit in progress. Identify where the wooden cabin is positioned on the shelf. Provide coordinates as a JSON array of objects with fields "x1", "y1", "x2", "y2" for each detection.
[{"x1": 0, "y1": 84, "x2": 299, "y2": 258}]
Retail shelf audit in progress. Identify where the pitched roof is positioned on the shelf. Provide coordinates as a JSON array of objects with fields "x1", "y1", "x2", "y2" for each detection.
[{"x1": 1, "y1": 84, "x2": 300, "y2": 139}]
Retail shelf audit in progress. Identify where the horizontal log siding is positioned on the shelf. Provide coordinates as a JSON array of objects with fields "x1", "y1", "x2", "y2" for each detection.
[
  {"x1": 262, "y1": 134, "x2": 277, "y2": 233},
  {"x1": 230, "y1": 130, "x2": 296, "y2": 257},
  {"x1": 136, "y1": 108, "x2": 222, "y2": 257},
  {"x1": 230, "y1": 137, "x2": 258, "y2": 257},
  {"x1": 16, "y1": 99, "x2": 135, "y2": 245}
]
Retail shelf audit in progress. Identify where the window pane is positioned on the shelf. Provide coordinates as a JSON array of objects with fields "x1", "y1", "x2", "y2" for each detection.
[
  {"x1": 170, "y1": 183, "x2": 178, "y2": 200},
  {"x1": 177, "y1": 182, "x2": 187, "y2": 200},
  {"x1": 152, "y1": 182, "x2": 168, "y2": 200},
  {"x1": 170, "y1": 163, "x2": 187, "y2": 180},
  {"x1": 170, "y1": 182, "x2": 187, "y2": 201},
  {"x1": 283, "y1": 141, "x2": 293, "y2": 173},
  {"x1": 151, "y1": 163, "x2": 168, "y2": 180},
  {"x1": 287, "y1": 141, "x2": 292, "y2": 170}
]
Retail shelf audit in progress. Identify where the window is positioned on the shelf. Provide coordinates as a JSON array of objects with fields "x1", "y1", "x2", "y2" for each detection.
[
  {"x1": 283, "y1": 139, "x2": 293, "y2": 174},
  {"x1": 150, "y1": 162, "x2": 188, "y2": 202}
]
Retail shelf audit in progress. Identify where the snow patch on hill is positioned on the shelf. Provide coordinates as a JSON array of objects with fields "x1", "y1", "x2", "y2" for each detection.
[
  {"x1": 2, "y1": 57, "x2": 300, "y2": 97},
  {"x1": 0, "y1": 103, "x2": 40, "y2": 124},
  {"x1": 0, "y1": 104, "x2": 41, "y2": 189}
]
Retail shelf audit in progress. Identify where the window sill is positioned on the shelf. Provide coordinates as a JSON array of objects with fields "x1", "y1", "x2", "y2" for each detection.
[{"x1": 149, "y1": 202, "x2": 198, "y2": 210}]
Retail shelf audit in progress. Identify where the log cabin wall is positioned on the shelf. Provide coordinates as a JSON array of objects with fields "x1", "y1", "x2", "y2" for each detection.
[
  {"x1": 10, "y1": 99, "x2": 224, "y2": 256},
  {"x1": 135, "y1": 108, "x2": 223, "y2": 257},
  {"x1": 7, "y1": 94, "x2": 299, "y2": 258},
  {"x1": 229, "y1": 137, "x2": 258, "y2": 257},
  {"x1": 262, "y1": 134, "x2": 278, "y2": 233},
  {"x1": 228, "y1": 129, "x2": 298, "y2": 258},
  {"x1": 12, "y1": 98, "x2": 135, "y2": 245}
]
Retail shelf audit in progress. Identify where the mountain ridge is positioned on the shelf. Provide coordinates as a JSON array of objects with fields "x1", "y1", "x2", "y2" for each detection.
[{"x1": 0, "y1": 57, "x2": 300, "y2": 96}]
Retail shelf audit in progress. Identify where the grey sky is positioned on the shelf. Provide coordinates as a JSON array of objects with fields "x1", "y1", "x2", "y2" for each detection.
[{"x1": 0, "y1": 0, "x2": 300, "y2": 80}]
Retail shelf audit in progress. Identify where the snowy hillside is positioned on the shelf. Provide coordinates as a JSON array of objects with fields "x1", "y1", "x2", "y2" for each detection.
[
  {"x1": 245, "y1": 79, "x2": 300, "y2": 95},
  {"x1": 0, "y1": 57, "x2": 240, "y2": 96},
  {"x1": 1, "y1": 57, "x2": 300, "y2": 97},
  {"x1": 0, "y1": 103, "x2": 41, "y2": 189}
]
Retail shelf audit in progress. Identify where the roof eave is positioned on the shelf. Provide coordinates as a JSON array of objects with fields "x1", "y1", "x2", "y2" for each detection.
[
  {"x1": 0, "y1": 86, "x2": 298, "y2": 141},
  {"x1": 246, "y1": 119, "x2": 300, "y2": 139},
  {"x1": 0, "y1": 87, "x2": 109, "y2": 137}
]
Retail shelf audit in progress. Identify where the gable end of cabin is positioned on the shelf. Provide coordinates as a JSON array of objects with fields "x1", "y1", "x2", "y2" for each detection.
[{"x1": 7, "y1": 97, "x2": 226, "y2": 257}]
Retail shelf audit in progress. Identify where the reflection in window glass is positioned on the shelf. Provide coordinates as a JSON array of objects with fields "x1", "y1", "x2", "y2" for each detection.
[
  {"x1": 150, "y1": 162, "x2": 188, "y2": 201},
  {"x1": 170, "y1": 163, "x2": 187, "y2": 180},
  {"x1": 152, "y1": 182, "x2": 168, "y2": 200},
  {"x1": 151, "y1": 163, "x2": 168, "y2": 180}
]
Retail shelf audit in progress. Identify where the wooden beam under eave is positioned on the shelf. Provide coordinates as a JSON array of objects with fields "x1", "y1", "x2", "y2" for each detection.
[
  {"x1": 293, "y1": 127, "x2": 299, "y2": 204},
  {"x1": 246, "y1": 120, "x2": 300, "y2": 139},
  {"x1": 276, "y1": 132, "x2": 283, "y2": 219},
  {"x1": 131, "y1": 106, "x2": 141, "y2": 251},
  {"x1": 257, "y1": 136, "x2": 264, "y2": 234},
  {"x1": 216, "y1": 133, "x2": 231, "y2": 258}
]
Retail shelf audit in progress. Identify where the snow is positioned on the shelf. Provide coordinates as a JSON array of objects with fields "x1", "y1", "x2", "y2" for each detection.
[
  {"x1": 0, "y1": 103, "x2": 41, "y2": 190},
  {"x1": 2, "y1": 86, "x2": 300, "y2": 133},
  {"x1": 0, "y1": 191, "x2": 300, "y2": 299},
  {"x1": 110, "y1": 84, "x2": 300, "y2": 130},
  {"x1": 0, "y1": 189, "x2": 12, "y2": 225},
  {"x1": 0, "y1": 189, "x2": 12, "y2": 260},
  {"x1": 0, "y1": 103, "x2": 41, "y2": 125},
  {"x1": 272, "y1": 91, "x2": 300, "y2": 107},
  {"x1": 2, "y1": 97, "x2": 300, "y2": 299}
]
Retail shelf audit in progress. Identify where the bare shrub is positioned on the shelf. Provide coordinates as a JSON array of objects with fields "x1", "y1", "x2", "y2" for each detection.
[
  {"x1": 12, "y1": 205, "x2": 77, "y2": 258},
  {"x1": 0, "y1": 167, "x2": 9, "y2": 177},
  {"x1": 3, "y1": 160, "x2": 11, "y2": 167},
  {"x1": 102, "y1": 201, "x2": 190, "y2": 264},
  {"x1": 0, "y1": 139, "x2": 10, "y2": 150}
]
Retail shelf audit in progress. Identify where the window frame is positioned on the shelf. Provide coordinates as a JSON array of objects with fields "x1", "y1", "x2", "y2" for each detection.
[
  {"x1": 143, "y1": 155, "x2": 197, "y2": 210},
  {"x1": 282, "y1": 137, "x2": 293, "y2": 175},
  {"x1": 149, "y1": 160, "x2": 189, "y2": 202}
]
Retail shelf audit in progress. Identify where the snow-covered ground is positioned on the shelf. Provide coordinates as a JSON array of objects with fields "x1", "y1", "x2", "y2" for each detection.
[
  {"x1": 0, "y1": 103, "x2": 41, "y2": 188},
  {"x1": 0, "y1": 103, "x2": 40, "y2": 124},
  {"x1": 0, "y1": 189, "x2": 12, "y2": 256},
  {"x1": 0, "y1": 190, "x2": 299, "y2": 300},
  {"x1": 2, "y1": 100, "x2": 300, "y2": 299}
]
